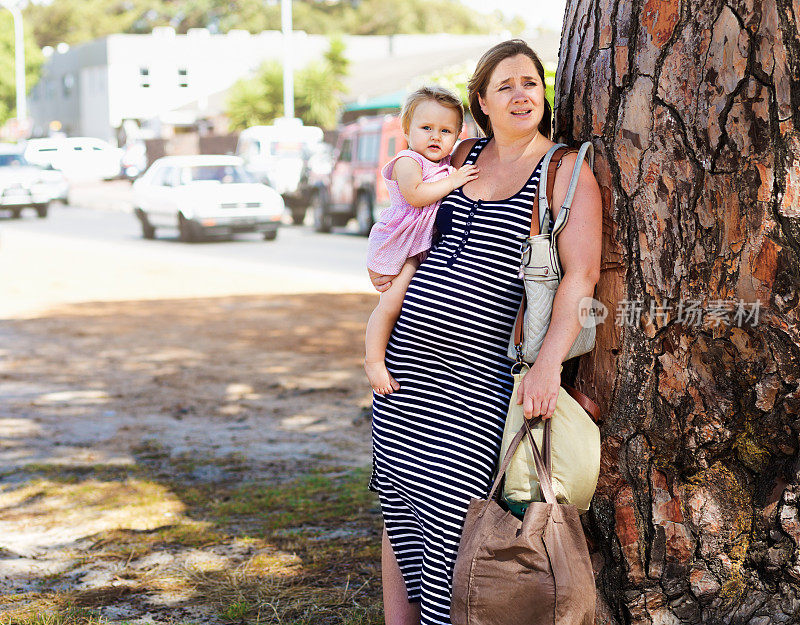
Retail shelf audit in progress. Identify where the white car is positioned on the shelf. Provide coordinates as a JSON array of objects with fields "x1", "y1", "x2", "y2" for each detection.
[
  {"x1": 0, "y1": 144, "x2": 68, "y2": 218},
  {"x1": 24, "y1": 137, "x2": 122, "y2": 181},
  {"x1": 132, "y1": 155, "x2": 285, "y2": 242}
]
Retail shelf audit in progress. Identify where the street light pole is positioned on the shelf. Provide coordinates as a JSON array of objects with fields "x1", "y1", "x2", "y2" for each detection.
[
  {"x1": 281, "y1": 0, "x2": 294, "y2": 119},
  {"x1": 1, "y1": 0, "x2": 26, "y2": 121}
]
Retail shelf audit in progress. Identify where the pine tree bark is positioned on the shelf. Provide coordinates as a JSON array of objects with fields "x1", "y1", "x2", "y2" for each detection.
[{"x1": 554, "y1": 0, "x2": 800, "y2": 622}]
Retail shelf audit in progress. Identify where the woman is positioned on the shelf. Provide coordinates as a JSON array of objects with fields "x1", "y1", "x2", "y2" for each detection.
[{"x1": 368, "y1": 39, "x2": 602, "y2": 625}]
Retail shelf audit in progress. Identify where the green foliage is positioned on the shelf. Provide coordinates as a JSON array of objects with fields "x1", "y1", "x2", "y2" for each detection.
[
  {"x1": 417, "y1": 61, "x2": 475, "y2": 110},
  {"x1": 23, "y1": 0, "x2": 166, "y2": 49},
  {"x1": 226, "y1": 61, "x2": 284, "y2": 131},
  {"x1": 226, "y1": 38, "x2": 349, "y2": 131},
  {"x1": 296, "y1": 60, "x2": 342, "y2": 129},
  {"x1": 23, "y1": 0, "x2": 524, "y2": 49},
  {"x1": 417, "y1": 64, "x2": 557, "y2": 119},
  {"x1": 0, "y1": 12, "x2": 44, "y2": 124}
]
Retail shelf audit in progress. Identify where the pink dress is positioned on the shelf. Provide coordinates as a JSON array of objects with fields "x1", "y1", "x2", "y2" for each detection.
[{"x1": 366, "y1": 150, "x2": 453, "y2": 274}]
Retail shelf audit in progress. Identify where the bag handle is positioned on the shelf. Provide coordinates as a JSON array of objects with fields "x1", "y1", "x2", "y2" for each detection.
[
  {"x1": 524, "y1": 418, "x2": 558, "y2": 504},
  {"x1": 527, "y1": 144, "x2": 572, "y2": 236},
  {"x1": 483, "y1": 417, "x2": 558, "y2": 516},
  {"x1": 549, "y1": 142, "x2": 594, "y2": 238}
]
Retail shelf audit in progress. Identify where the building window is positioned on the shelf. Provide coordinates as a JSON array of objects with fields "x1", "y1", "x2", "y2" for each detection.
[
  {"x1": 62, "y1": 73, "x2": 74, "y2": 97},
  {"x1": 140, "y1": 67, "x2": 150, "y2": 88},
  {"x1": 178, "y1": 68, "x2": 188, "y2": 88}
]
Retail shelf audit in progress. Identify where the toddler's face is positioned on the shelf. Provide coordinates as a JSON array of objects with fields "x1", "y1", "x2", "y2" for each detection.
[{"x1": 405, "y1": 100, "x2": 461, "y2": 162}]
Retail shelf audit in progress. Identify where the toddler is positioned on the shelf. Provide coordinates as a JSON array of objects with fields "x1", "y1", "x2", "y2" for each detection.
[{"x1": 365, "y1": 86, "x2": 479, "y2": 394}]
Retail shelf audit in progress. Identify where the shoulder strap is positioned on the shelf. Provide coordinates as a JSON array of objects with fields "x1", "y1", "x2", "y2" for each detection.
[
  {"x1": 528, "y1": 144, "x2": 568, "y2": 236},
  {"x1": 460, "y1": 137, "x2": 485, "y2": 166},
  {"x1": 549, "y1": 141, "x2": 594, "y2": 237}
]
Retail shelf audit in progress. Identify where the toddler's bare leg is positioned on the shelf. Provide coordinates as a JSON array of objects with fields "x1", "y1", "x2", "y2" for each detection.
[{"x1": 365, "y1": 259, "x2": 419, "y2": 394}]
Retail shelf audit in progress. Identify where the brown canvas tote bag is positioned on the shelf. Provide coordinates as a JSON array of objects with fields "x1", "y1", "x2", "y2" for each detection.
[{"x1": 451, "y1": 417, "x2": 595, "y2": 625}]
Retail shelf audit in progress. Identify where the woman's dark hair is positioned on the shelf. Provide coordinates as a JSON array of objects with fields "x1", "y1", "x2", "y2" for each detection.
[{"x1": 467, "y1": 39, "x2": 552, "y2": 139}]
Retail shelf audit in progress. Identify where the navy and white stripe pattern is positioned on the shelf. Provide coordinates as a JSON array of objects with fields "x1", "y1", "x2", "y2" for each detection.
[{"x1": 369, "y1": 138, "x2": 548, "y2": 624}]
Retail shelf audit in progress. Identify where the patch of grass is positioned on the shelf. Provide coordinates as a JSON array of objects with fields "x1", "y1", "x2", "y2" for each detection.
[
  {"x1": 19, "y1": 464, "x2": 140, "y2": 483},
  {"x1": 0, "y1": 596, "x2": 105, "y2": 625},
  {"x1": 188, "y1": 564, "x2": 382, "y2": 625},
  {"x1": 210, "y1": 467, "x2": 378, "y2": 532},
  {"x1": 219, "y1": 599, "x2": 254, "y2": 621},
  {"x1": 3, "y1": 458, "x2": 384, "y2": 624},
  {"x1": 86, "y1": 521, "x2": 222, "y2": 556}
]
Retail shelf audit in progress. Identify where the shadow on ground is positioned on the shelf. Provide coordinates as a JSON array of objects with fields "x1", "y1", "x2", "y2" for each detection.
[{"x1": 0, "y1": 294, "x2": 382, "y2": 624}]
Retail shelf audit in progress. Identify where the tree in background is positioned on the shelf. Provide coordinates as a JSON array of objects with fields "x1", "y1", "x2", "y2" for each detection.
[
  {"x1": 0, "y1": 12, "x2": 43, "y2": 124},
  {"x1": 226, "y1": 37, "x2": 349, "y2": 131},
  {"x1": 555, "y1": 0, "x2": 800, "y2": 622},
  {"x1": 23, "y1": 0, "x2": 524, "y2": 49},
  {"x1": 23, "y1": 0, "x2": 165, "y2": 49},
  {"x1": 419, "y1": 62, "x2": 556, "y2": 129}
]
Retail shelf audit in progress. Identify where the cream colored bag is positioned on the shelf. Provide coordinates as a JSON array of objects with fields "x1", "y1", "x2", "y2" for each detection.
[
  {"x1": 507, "y1": 142, "x2": 596, "y2": 364},
  {"x1": 499, "y1": 366, "x2": 600, "y2": 513}
]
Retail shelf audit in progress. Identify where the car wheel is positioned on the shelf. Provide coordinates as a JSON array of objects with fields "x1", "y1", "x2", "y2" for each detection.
[
  {"x1": 312, "y1": 191, "x2": 332, "y2": 233},
  {"x1": 135, "y1": 208, "x2": 156, "y2": 239},
  {"x1": 10, "y1": 208, "x2": 21, "y2": 219},
  {"x1": 35, "y1": 203, "x2": 50, "y2": 218},
  {"x1": 178, "y1": 214, "x2": 200, "y2": 243},
  {"x1": 355, "y1": 193, "x2": 374, "y2": 236},
  {"x1": 263, "y1": 230, "x2": 278, "y2": 241}
]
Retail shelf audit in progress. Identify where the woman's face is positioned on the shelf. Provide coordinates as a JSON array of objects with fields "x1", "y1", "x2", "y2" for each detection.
[{"x1": 478, "y1": 54, "x2": 546, "y2": 138}]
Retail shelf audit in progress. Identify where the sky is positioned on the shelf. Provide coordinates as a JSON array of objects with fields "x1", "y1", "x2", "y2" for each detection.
[{"x1": 460, "y1": 0, "x2": 569, "y2": 32}]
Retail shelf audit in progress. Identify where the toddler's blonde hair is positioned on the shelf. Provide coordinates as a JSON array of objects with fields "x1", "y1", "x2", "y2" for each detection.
[{"x1": 401, "y1": 86, "x2": 464, "y2": 135}]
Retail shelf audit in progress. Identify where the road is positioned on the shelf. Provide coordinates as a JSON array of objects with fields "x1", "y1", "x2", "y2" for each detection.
[{"x1": 0, "y1": 197, "x2": 375, "y2": 318}]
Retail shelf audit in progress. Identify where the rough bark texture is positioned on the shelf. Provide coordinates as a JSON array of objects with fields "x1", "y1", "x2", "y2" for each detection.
[{"x1": 555, "y1": 1, "x2": 800, "y2": 622}]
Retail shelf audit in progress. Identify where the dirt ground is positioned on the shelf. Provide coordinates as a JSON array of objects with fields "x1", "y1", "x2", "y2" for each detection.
[{"x1": 0, "y1": 226, "x2": 383, "y2": 624}]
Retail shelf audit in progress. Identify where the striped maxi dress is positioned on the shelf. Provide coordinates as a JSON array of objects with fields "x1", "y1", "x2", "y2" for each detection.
[{"x1": 369, "y1": 138, "x2": 550, "y2": 624}]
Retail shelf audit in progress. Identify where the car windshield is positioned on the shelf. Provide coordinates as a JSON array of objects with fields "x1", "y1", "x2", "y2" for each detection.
[
  {"x1": 0, "y1": 153, "x2": 28, "y2": 167},
  {"x1": 181, "y1": 165, "x2": 254, "y2": 184}
]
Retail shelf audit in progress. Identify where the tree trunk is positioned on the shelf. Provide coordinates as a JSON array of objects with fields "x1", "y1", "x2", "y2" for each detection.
[{"x1": 554, "y1": 0, "x2": 800, "y2": 622}]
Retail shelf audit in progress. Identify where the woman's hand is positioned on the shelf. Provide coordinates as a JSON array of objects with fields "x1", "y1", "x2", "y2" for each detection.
[
  {"x1": 516, "y1": 360, "x2": 561, "y2": 420},
  {"x1": 368, "y1": 269, "x2": 397, "y2": 292}
]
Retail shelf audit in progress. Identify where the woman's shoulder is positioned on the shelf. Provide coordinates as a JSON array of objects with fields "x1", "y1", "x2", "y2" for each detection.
[
  {"x1": 451, "y1": 138, "x2": 482, "y2": 168},
  {"x1": 552, "y1": 143, "x2": 596, "y2": 183}
]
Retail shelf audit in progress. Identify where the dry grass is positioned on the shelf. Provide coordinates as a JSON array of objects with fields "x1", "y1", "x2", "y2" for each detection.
[
  {"x1": 186, "y1": 564, "x2": 381, "y2": 624},
  {"x1": 0, "y1": 587, "x2": 132, "y2": 624},
  {"x1": 1, "y1": 462, "x2": 382, "y2": 625}
]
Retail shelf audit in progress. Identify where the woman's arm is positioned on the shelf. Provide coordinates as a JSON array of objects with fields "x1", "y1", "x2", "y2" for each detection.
[{"x1": 517, "y1": 153, "x2": 603, "y2": 419}]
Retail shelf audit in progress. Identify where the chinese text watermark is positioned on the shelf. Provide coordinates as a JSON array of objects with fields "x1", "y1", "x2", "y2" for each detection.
[{"x1": 578, "y1": 297, "x2": 761, "y2": 328}]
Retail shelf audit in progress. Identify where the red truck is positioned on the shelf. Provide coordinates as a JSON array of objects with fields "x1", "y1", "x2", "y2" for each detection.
[{"x1": 310, "y1": 115, "x2": 407, "y2": 236}]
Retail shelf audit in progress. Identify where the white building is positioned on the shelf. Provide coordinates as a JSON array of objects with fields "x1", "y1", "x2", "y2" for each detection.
[{"x1": 29, "y1": 29, "x2": 558, "y2": 143}]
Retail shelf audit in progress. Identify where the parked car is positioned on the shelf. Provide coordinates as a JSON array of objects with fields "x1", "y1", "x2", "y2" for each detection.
[
  {"x1": 235, "y1": 119, "x2": 325, "y2": 224},
  {"x1": 0, "y1": 144, "x2": 68, "y2": 218},
  {"x1": 24, "y1": 136, "x2": 122, "y2": 181},
  {"x1": 309, "y1": 115, "x2": 407, "y2": 236},
  {"x1": 132, "y1": 155, "x2": 284, "y2": 242}
]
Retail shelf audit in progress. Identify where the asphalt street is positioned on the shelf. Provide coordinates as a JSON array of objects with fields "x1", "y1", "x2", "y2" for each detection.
[{"x1": 0, "y1": 195, "x2": 375, "y2": 318}]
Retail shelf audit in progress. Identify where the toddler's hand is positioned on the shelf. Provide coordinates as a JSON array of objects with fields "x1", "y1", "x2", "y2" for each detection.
[{"x1": 449, "y1": 164, "x2": 479, "y2": 190}]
